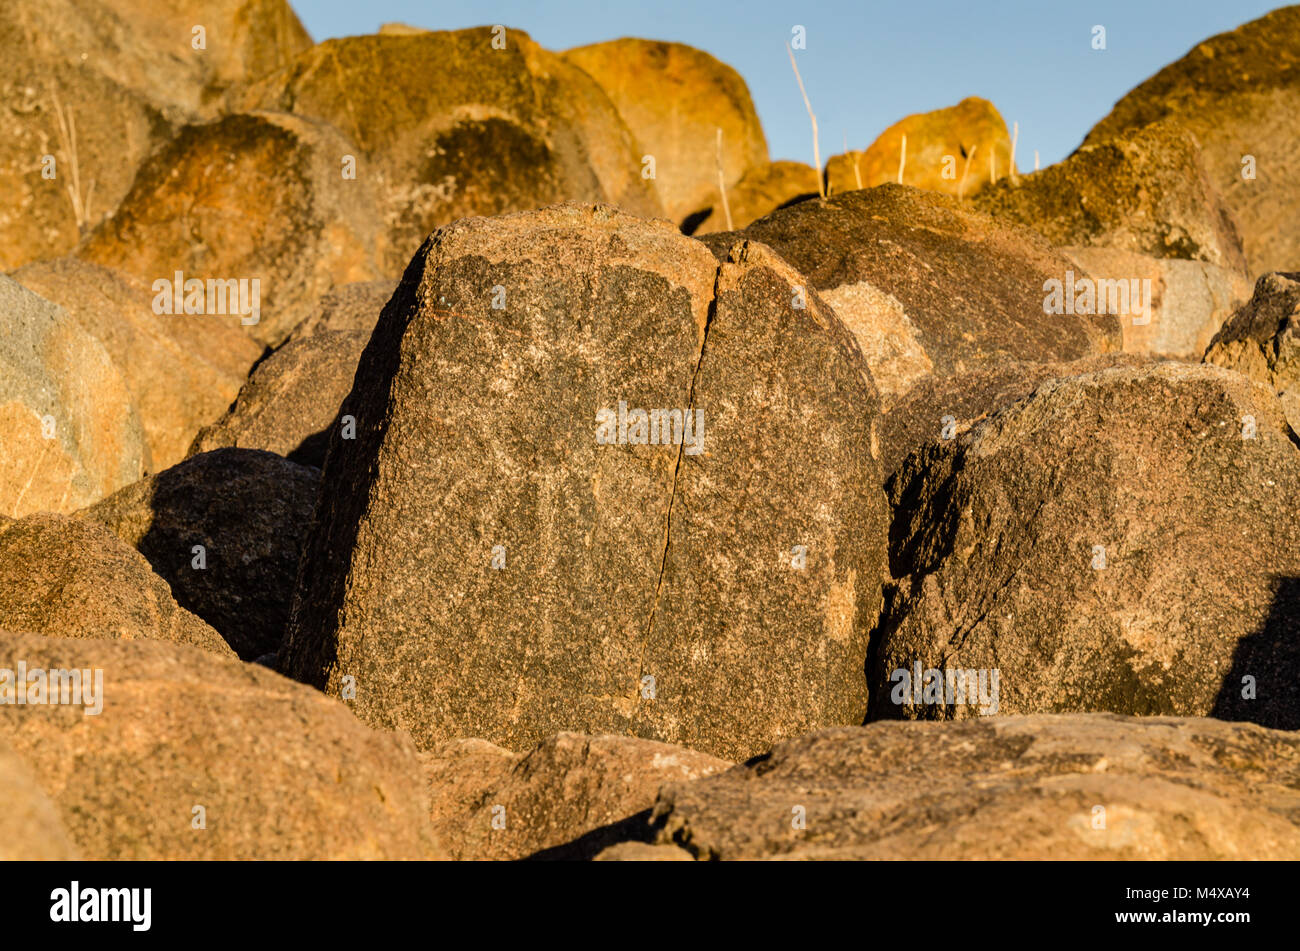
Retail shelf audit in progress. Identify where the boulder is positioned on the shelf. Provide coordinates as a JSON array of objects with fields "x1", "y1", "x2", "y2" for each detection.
[
  {"x1": 424, "y1": 732, "x2": 729, "y2": 860},
  {"x1": 281, "y1": 203, "x2": 890, "y2": 762},
  {"x1": 189, "y1": 332, "x2": 369, "y2": 468},
  {"x1": 563, "y1": 39, "x2": 769, "y2": 225},
  {"x1": 876, "y1": 354, "x2": 1149, "y2": 482},
  {"x1": 0, "y1": 512, "x2": 231, "y2": 655},
  {"x1": 698, "y1": 185, "x2": 1122, "y2": 406},
  {"x1": 239, "y1": 29, "x2": 662, "y2": 272},
  {"x1": 0, "y1": 2, "x2": 177, "y2": 270},
  {"x1": 975, "y1": 121, "x2": 1248, "y2": 275},
  {"x1": 289, "y1": 279, "x2": 396, "y2": 340},
  {"x1": 1205, "y1": 272, "x2": 1300, "y2": 438},
  {"x1": 825, "y1": 97, "x2": 1013, "y2": 199},
  {"x1": 633, "y1": 715, "x2": 1300, "y2": 859},
  {"x1": 0, "y1": 629, "x2": 441, "y2": 859},
  {"x1": 0, "y1": 276, "x2": 146, "y2": 517},
  {"x1": 0, "y1": 740, "x2": 79, "y2": 860},
  {"x1": 79, "y1": 449, "x2": 319, "y2": 661},
  {"x1": 1083, "y1": 7, "x2": 1300, "y2": 277},
  {"x1": 1060, "y1": 246, "x2": 1251, "y2": 358},
  {"x1": 14, "y1": 257, "x2": 263, "y2": 470},
  {"x1": 91, "y1": 0, "x2": 313, "y2": 112},
  {"x1": 688, "y1": 160, "x2": 820, "y2": 235},
  {"x1": 874, "y1": 362, "x2": 1300, "y2": 727},
  {"x1": 79, "y1": 111, "x2": 390, "y2": 347}
]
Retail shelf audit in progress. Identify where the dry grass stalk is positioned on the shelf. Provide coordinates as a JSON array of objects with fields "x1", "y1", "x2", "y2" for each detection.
[
  {"x1": 786, "y1": 43, "x2": 824, "y2": 199},
  {"x1": 958, "y1": 144, "x2": 977, "y2": 200},
  {"x1": 715, "y1": 128, "x2": 734, "y2": 231},
  {"x1": 50, "y1": 89, "x2": 94, "y2": 233}
]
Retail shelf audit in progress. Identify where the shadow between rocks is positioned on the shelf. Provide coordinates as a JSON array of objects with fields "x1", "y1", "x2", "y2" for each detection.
[{"x1": 1212, "y1": 575, "x2": 1300, "y2": 729}]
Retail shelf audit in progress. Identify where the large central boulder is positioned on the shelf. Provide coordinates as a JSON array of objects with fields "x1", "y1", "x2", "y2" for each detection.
[{"x1": 281, "y1": 203, "x2": 889, "y2": 761}]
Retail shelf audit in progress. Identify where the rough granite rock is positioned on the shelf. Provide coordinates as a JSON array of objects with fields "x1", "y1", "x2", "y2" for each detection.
[
  {"x1": 289, "y1": 280, "x2": 397, "y2": 340},
  {"x1": 699, "y1": 185, "x2": 1122, "y2": 406},
  {"x1": 0, "y1": 2, "x2": 177, "y2": 270},
  {"x1": 825, "y1": 97, "x2": 1013, "y2": 199},
  {"x1": 975, "y1": 121, "x2": 1248, "y2": 275},
  {"x1": 594, "y1": 842, "x2": 695, "y2": 861},
  {"x1": 79, "y1": 111, "x2": 390, "y2": 347},
  {"x1": 1205, "y1": 271, "x2": 1300, "y2": 438},
  {"x1": 1083, "y1": 7, "x2": 1300, "y2": 277},
  {"x1": 240, "y1": 29, "x2": 663, "y2": 273},
  {"x1": 15, "y1": 257, "x2": 263, "y2": 470},
  {"x1": 0, "y1": 512, "x2": 231, "y2": 655},
  {"x1": 0, "y1": 276, "x2": 147, "y2": 517},
  {"x1": 281, "y1": 202, "x2": 890, "y2": 762},
  {"x1": 79, "y1": 449, "x2": 320, "y2": 661},
  {"x1": 91, "y1": 0, "x2": 313, "y2": 112},
  {"x1": 424, "y1": 732, "x2": 729, "y2": 860},
  {"x1": 633, "y1": 714, "x2": 1300, "y2": 859},
  {"x1": 188, "y1": 332, "x2": 369, "y2": 469},
  {"x1": 0, "y1": 629, "x2": 441, "y2": 860},
  {"x1": 1060, "y1": 246, "x2": 1251, "y2": 358},
  {"x1": 0, "y1": 0, "x2": 311, "y2": 270},
  {"x1": 688, "y1": 160, "x2": 820, "y2": 235},
  {"x1": 874, "y1": 362, "x2": 1300, "y2": 727},
  {"x1": 0, "y1": 740, "x2": 79, "y2": 860},
  {"x1": 876, "y1": 354, "x2": 1151, "y2": 483},
  {"x1": 563, "y1": 38, "x2": 769, "y2": 225}
]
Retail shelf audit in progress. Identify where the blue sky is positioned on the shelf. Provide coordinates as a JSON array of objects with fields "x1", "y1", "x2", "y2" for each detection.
[{"x1": 293, "y1": 1, "x2": 1280, "y2": 169}]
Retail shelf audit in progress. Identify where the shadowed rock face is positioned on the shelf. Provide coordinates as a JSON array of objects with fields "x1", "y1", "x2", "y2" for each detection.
[
  {"x1": 0, "y1": 277, "x2": 147, "y2": 517},
  {"x1": 423, "y1": 732, "x2": 729, "y2": 860},
  {"x1": 0, "y1": 629, "x2": 441, "y2": 860},
  {"x1": 564, "y1": 38, "x2": 769, "y2": 225},
  {"x1": 240, "y1": 29, "x2": 662, "y2": 273},
  {"x1": 620, "y1": 714, "x2": 1300, "y2": 860},
  {"x1": 688, "y1": 161, "x2": 820, "y2": 235},
  {"x1": 698, "y1": 185, "x2": 1122, "y2": 406},
  {"x1": 1205, "y1": 271, "x2": 1300, "y2": 439},
  {"x1": 975, "y1": 121, "x2": 1248, "y2": 275},
  {"x1": 189, "y1": 332, "x2": 370, "y2": 469},
  {"x1": 0, "y1": 740, "x2": 79, "y2": 860},
  {"x1": 1083, "y1": 7, "x2": 1300, "y2": 278},
  {"x1": 281, "y1": 202, "x2": 889, "y2": 762},
  {"x1": 874, "y1": 362, "x2": 1300, "y2": 727},
  {"x1": 79, "y1": 112, "x2": 390, "y2": 347},
  {"x1": 79, "y1": 450, "x2": 320, "y2": 661},
  {"x1": 15, "y1": 257, "x2": 263, "y2": 470},
  {"x1": 0, "y1": 512, "x2": 231, "y2": 655},
  {"x1": 825, "y1": 97, "x2": 1013, "y2": 199}
]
